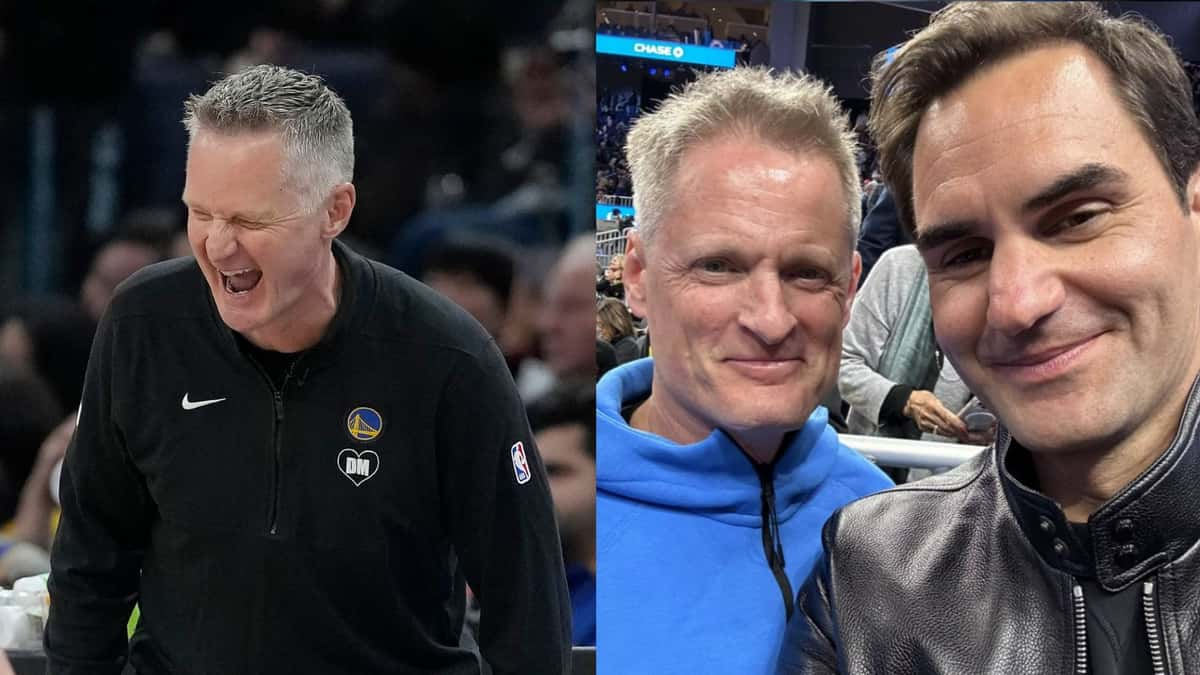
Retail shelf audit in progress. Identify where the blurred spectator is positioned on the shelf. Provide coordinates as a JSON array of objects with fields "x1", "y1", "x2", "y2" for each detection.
[
  {"x1": 0, "y1": 318, "x2": 31, "y2": 370},
  {"x1": 597, "y1": 297, "x2": 639, "y2": 364},
  {"x1": 80, "y1": 236, "x2": 165, "y2": 322},
  {"x1": 0, "y1": 297, "x2": 95, "y2": 412},
  {"x1": 10, "y1": 412, "x2": 74, "y2": 551},
  {"x1": 420, "y1": 237, "x2": 516, "y2": 339},
  {"x1": 0, "y1": 363, "x2": 62, "y2": 523},
  {"x1": 224, "y1": 28, "x2": 298, "y2": 74},
  {"x1": 855, "y1": 187, "x2": 909, "y2": 286},
  {"x1": 500, "y1": 252, "x2": 560, "y2": 401},
  {"x1": 2, "y1": 1, "x2": 590, "y2": 304},
  {"x1": 526, "y1": 381, "x2": 596, "y2": 646},
  {"x1": 539, "y1": 235, "x2": 599, "y2": 380},
  {"x1": 596, "y1": 253, "x2": 625, "y2": 300},
  {"x1": 852, "y1": 112, "x2": 876, "y2": 180},
  {"x1": 596, "y1": 338, "x2": 618, "y2": 378},
  {"x1": 596, "y1": 87, "x2": 640, "y2": 198},
  {"x1": 840, "y1": 245, "x2": 980, "y2": 448}
]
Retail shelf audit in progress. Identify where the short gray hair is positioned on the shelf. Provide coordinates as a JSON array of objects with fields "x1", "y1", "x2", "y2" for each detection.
[
  {"x1": 625, "y1": 67, "x2": 862, "y2": 248},
  {"x1": 183, "y1": 64, "x2": 355, "y2": 212}
]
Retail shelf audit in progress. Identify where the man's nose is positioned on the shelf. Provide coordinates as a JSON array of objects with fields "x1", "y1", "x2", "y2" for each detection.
[
  {"x1": 205, "y1": 221, "x2": 239, "y2": 263},
  {"x1": 985, "y1": 238, "x2": 1065, "y2": 336},
  {"x1": 738, "y1": 271, "x2": 798, "y2": 346}
]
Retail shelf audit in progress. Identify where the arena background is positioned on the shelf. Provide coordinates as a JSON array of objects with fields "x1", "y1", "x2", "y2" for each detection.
[
  {"x1": 594, "y1": 0, "x2": 1200, "y2": 469},
  {"x1": 598, "y1": 1, "x2": 1200, "y2": 239}
]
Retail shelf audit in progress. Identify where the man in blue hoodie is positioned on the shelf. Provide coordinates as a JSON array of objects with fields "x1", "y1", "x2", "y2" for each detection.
[{"x1": 596, "y1": 66, "x2": 893, "y2": 674}]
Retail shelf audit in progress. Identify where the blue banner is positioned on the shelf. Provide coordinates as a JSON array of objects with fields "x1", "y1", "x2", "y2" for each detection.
[
  {"x1": 596, "y1": 204, "x2": 636, "y2": 221},
  {"x1": 596, "y1": 35, "x2": 736, "y2": 69}
]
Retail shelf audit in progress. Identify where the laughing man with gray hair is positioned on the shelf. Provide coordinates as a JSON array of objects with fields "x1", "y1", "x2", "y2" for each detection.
[
  {"x1": 596, "y1": 66, "x2": 891, "y2": 674},
  {"x1": 46, "y1": 65, "x2": 570, "y2": 674}
]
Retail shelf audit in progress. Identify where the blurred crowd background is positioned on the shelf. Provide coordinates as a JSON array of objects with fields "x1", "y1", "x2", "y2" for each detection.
[{"x1": 0, "y1": 0, "x2": 600, "y2": 647}]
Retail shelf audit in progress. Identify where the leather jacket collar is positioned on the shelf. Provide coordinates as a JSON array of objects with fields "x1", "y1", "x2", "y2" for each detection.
[{"x1": 998, "y1": 374, "x2": 1200, "y2": 591}]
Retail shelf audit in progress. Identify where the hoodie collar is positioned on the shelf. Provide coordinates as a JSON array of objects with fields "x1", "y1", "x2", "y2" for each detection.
[{"x1": 596, "y1": 358, "x2": 842, "y2": 527}]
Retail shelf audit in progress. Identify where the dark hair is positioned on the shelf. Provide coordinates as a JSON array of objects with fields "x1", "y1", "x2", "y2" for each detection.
[
  {"x1": 597, "y1": 297, "x2": 635, "y2": 342},
  {"x1": 870, "y1": 1, "x2": 1200, "y2": 235},
  {"x1": 0, "y1": 362, "x2": 63, "y2": 519},
  {"x1": 525, "y1": 380, "x2": 595, "y2": 459},
  {"x1": 421, "y1": 237, "x2": 516, "y2": 310}
]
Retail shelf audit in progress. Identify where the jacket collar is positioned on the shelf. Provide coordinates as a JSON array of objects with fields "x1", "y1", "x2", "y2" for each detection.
[
  {"x1": 205, "y1": 239, "x2": 375, "y2": 371},
  {"x1": 998, "y1": 373, "x2": 1200, "y2": 591}
]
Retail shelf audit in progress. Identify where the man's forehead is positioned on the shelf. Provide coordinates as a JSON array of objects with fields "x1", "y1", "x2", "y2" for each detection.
[
  {"x1": 917, "y1": 45, "x2": 1112, "y2": 158},
  {"x1": 912, "y1": 44, "x2": 1137, "y2": 232},
  {"x1": 675, "y1": 134, "x2": 818, "y2": 187},
  {"x1": 661, "y1": 141, "x2": 850, "y2": 238}
]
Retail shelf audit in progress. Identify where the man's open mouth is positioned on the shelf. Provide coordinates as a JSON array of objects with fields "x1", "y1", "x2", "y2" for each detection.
[{"x1": 220, "y1": 268, "x2": 263, "y2": 295}]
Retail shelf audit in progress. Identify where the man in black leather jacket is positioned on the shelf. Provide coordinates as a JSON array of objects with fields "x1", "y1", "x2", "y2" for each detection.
[{"x1": 778, "y1": 3, "x2": 1200, "y2": 674}]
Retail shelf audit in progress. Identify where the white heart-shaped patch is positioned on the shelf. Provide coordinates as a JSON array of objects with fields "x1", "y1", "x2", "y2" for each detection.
[{"x1": 337, "y1": 448, "x2": 380, "y2": 486}]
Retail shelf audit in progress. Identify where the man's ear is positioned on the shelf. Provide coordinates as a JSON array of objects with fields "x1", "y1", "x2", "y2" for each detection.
[
  {"x1": 1187, "y1": 168, "x2": 1200, "y2": 228},
  {"x1": 842, "y1": 251, "x2": 862, "y2": 328},
  {"x1": 623, "y1": 230, "x2": 649, "y2": 318},
  {"x1": 321, "y1": 182, "x2": 356, "y2": 239}
]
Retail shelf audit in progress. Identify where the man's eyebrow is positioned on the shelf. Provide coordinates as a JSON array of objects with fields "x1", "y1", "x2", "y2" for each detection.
[
  {"x1": 179, "y1": 200, "x2": 273, "y2": 221},
  {"x1": 914, "y1": 163, "x2": 1131, "y2": 252},
  {"x1": 914, "y1": 220, "x2": 979, "y2": 252},
  {"x1": 1022, "y1": 163, "x2": 1130, "y2": 214}
]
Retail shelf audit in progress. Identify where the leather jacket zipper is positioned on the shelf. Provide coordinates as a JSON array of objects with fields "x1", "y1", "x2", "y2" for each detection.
[
  {"x1": 1072, "y1": 583, "x2": 1088, "y2": 674},
  {"x1": 1143, "y1": 580, "x2": 1167, "y2": 675}
]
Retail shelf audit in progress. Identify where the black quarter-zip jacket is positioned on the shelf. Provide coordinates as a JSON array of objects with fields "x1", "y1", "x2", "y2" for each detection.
[{"x1": 46, "y1": 241, "x2": 571, "y2": 674}]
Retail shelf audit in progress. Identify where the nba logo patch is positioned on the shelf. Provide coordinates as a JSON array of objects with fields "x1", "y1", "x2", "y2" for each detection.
[{"x1": 510, "y1": 441, "x2": 531, "y2": 485}]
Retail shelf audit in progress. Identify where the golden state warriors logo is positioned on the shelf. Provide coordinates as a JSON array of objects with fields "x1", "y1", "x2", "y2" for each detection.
[{"x1": 346, "y1": 406, "x2": 383, "y2": 442}]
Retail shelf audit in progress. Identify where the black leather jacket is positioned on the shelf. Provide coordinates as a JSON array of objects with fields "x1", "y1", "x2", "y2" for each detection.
[{"x1": 777, "y1": 381, "x2": 1200, "y2": 674}]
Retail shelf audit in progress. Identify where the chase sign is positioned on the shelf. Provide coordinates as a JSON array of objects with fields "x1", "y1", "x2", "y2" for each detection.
[{"x1": 596, "y1": 35, "x2": 736, "y2": 69}]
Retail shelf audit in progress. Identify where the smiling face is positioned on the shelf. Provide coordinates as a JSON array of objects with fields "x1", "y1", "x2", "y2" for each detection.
[
  {"x1": 912, "y1": 44, "x2": 1200, "y2": 456},
  {"x1": 624, "y1": 134, "x2": 859, "y2": 451},
  {"x1": 184, "y1": 130, "x2": 347, "y2": 352}
]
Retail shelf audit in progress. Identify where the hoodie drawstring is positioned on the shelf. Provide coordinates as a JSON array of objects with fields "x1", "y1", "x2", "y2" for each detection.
[{"x1": 755, "y1": 462, "x2": 795, "y2": 619}]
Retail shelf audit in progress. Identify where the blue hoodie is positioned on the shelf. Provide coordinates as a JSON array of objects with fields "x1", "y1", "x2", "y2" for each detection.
[{"x1": 597, "y1": 358, "x2": 892, "y2": 674}]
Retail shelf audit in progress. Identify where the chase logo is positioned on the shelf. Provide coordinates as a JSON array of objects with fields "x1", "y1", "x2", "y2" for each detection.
[
  {"x1": 346, "y1": 406, "x2": 383, "y2": 442},
  {"x1": 633, "y1": 42, "x2": 685, "y2": 60}
]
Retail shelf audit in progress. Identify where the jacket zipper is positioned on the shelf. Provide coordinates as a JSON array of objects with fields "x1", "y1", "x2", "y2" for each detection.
[
  {"x1": 1072, "y1": 583, "x2": 1088, "y2": 675},
  {"x1": 754, "y1": 462, "x2": 794, "y2": 619},
  {"x1": 252, "y1": 359, "x2": 298, "y2": 536},
  {"x1": 267, "y1": 387, "x2": 285, "y2": 535},
  {"x1": 1143, "y1": 580, "x2": 1167, "y2": 675}
]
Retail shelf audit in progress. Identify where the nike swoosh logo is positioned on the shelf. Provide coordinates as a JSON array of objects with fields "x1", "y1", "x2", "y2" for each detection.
[{"x1": 181, "y1": 394, "x2": 227, "y2": 410}]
